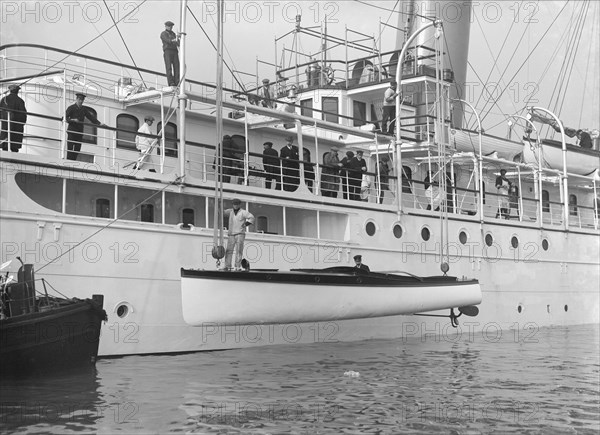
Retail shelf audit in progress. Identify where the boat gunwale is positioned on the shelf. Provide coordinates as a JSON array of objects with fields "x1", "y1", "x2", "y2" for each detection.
[{"x1": 180, "y1": 267, "x2": 478, "y2": 287}]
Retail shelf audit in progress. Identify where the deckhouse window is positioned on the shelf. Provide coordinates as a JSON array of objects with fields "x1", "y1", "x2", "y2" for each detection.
[
  {"x1": 353, "y1": 101, "x2": 366, "y2": 127},
  {"x1": 82, "y1": 107, "x2": 98, "y2": 144},
  {"x1": 401, "y1": 165, "x2": 412, "y2": 193},
  {"x1": 157, "y1": 122, "x2": 178, "y2": 157},
  {"x1": 182, "y1": 208, "x2": 195, "y2": 228},
  {"x1": 300, "y1": 98, "x2": 313, "y2": 118},
  {"x1": 542, "y1": 190, "x2": 550, "y2": 212},
  {"x1": 95, "y1": 198, "x2": 111, "y2": 218},
  {"x1": 141, "y1": 204, "x2": 154, "y2": 222},
  {"x1": 116, "y1": 114, "x2": 139, "y2": 150},
  {"x1": 322, "y1": 97, "x2": 339, "y2": 123},
  {"x1": 569, "y1": 194, "x2": 578, "y2": 216},
  {"x1": 370, "y1": 104, "x2": 379, "y2": 130}
]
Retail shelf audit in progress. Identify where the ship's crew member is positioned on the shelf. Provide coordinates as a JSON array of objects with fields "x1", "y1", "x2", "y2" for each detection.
[
  {"x1": 258, "y1": 78, "x2": 274, "y2": 109},
  {"x1": 215, "y1": 135, "x2": 242, "y2": 184},
  {"x1": 576, "y1": 129, "x2": 593, "y2": 149},
  {"x1": 303, "y1": 148, "x2": 315, "y2": 193},
  {"x1": 223, "y1": 198, "x2": 255, "y2": 271},
  {"x1": 382, "y1": 81, "x2": 400, "y2": 136},
  {"x1": 353, "y1": 255, "x2": 370, "y2": 272},
  {"x1": 280, "y1": 136, "x2": 300, "y2": 192},
  {"x1": 375, "y1": 157, "x2": 391, "y2": 204},
  {"x1": 65, "y1": 93, "x2": 102, "y2": 161},
  {"x1": 321, "y1": 147, "x2": 342, "y2": 197},
  {"x1": 135, "y1": 116, "x2": 156, "y2": 171},
  {"x1": 0, "y1": 84, "x2": 27, "y2": 152},
  {"x1": 340, "y1": 151, "x2": 354, "y2": 200},
  {"x1": 508, "y1": 184, "x2": 519, "y2": 219},
  {"x1": 495, "y1": 169, "x2": 512, "y2": 219},
  {"x1": 348, "y1": 150, "x2": 367, "y2": 201},
  {"x1": 424, "y1": 171, "x2": 441, "y2": 211},
  {"x1": 262, "y1": 141, "x2": 280, "y2": 190},
  {"x1": 160, "y1": 20, "x2": 180, "y2": 87}
]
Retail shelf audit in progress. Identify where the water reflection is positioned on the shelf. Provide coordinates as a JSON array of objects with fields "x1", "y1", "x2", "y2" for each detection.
[{"x1": 1, "y1": 368, "x2": 101, "y2": 432}]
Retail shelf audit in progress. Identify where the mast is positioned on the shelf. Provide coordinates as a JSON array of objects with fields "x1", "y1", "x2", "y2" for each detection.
[
  {"x1": 178, "y1": 0, "x2": 188, "y2": 179},
  {"x1": 212, "y1": 0, "x2": 226, "y2": 260}
]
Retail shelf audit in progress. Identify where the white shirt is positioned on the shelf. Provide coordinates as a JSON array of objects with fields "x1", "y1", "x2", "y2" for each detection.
[
  {"x1": 136, "y1": 122, "x2": 154, "y2": 152},
  {"x1": 383, "y1": 87, "x2": 397, "y2": 106}
]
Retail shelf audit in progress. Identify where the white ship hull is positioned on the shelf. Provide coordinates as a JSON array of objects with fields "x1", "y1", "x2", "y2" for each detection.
[{"x1": 1, "y1": 168, "x2": 598, "y2": 355}]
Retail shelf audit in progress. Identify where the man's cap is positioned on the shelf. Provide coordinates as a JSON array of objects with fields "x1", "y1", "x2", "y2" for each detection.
[
  {"x1": 232, "y1": 198, "x2": 241, "y2": 205},
  {"x1": 263, "y1": 141, "x2": 273, "y2": 146},
  {"x1": 346, "y1": 151, "x2": 354, "y2": 157},
  {"x1": 356, "y1": 150, "x2": 364, "y2": 155},
  {"x1": 353, "y1": 255, "x2": 362, "y2": 261},
  {"x1": 7, "y1": 84, "x2": 20, "y2": 92},
  {"x1": 330, "y1": 146, "x2": 339, "y2": 152},
  {"x1": 500, "y1": 168, "x2": 507, "y2": 173},
  {"x1": 75, "y1": 92, "x2": 86, "y2": 99},
  {"x1": 390, "y1": 81, "x2": 397, "y2": 87},
  {"x1": 262, "y1": 78, "x2": 270, "y2": 84},
  {"x1": 145, "y1": 116, "x2": 155, "y2": 122},
  {"x1": 285, "y1": 135, "x2": 294, "y2": 142},
  {"x1": 165, "y1": 21, "x2": 174, "y2": 26}
]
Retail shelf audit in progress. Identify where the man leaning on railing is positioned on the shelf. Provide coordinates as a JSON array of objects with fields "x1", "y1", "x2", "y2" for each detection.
[{"x1": 0, "y1": 84, "x2": 27, "y2": 153}]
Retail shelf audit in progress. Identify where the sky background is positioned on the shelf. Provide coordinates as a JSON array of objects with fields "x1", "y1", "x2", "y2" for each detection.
[{"x1": 1, "y1": 0, "x2": 598, "y2": 136}]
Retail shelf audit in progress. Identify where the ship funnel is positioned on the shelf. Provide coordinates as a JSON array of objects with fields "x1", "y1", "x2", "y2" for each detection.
[{"x1": 396, "y1": 0, "x2": 472, "y2": 128}]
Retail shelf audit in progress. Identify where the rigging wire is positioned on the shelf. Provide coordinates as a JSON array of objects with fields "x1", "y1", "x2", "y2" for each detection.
[
  {"x1": 577, "y1": 2, "x2": 598, "y2": 126},
  {"x1": 476, "y1": 3, "x2": 536, "y2": 126},
  {"x1": 353, "y1": 0, "x2": 435, "y2": 21},
  {"x1": 373, "y1": 0, "x2": 400, "y2": 47},
  {"x1": 102, "y1": 0, "x2": 147, "y2": 88},
  {"x1": 553, "y1": 1, "x2": 589, "y2": 126},
  {"x1": 14, "y1": 1, "x2": 147, "y2": 88},
  {"x1": 90, "y1": 21, "x2": 124, "y2": 64},
  {"x1": 466, "y1": 1, "x2": 526, "y2": 129},
  {"x1": 186, "y1": 4, "x2": 247, "y2": 92},
  {"x1": 479, "y1": 1, "x2": 570, "y2": 125},
  {"x1": 36, "y1": 175, "x2": 184, "y2": 273}
]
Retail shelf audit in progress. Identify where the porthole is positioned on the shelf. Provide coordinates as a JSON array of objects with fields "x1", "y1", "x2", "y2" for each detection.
[
  {"x1": 485, "y1": 233, "x2": 493, "y2": 247},
  {"x1": 365, "y1": 221, "x2": 376, "y2": 236},
  {"x1": 459, "y1": 231, "x2": 468, "y2": 245},
  {"x1": 564, "y1": 305, "x2": 568, "y2": 312},
  {"x1": 393, "y1": 224, "x2": 403, "y2": 239},
  {"x1": 547, "y1": 304, "x2": 551, "y2": 313},
  {"x1": 511, "y1": 236, "x2": 519, "y2": 249},
  {"x1": 116, "y1": 304, "x2": 129, "y2": 318},
  {"x1": 542, "y1": 239, "x2": 549, "y2": 251},
  {"x1": 421, "y1": 227, "x2": 430, "y2": 241},
  {"x1": 517, "y1": 305, "x2": 523, "y2": 313}
]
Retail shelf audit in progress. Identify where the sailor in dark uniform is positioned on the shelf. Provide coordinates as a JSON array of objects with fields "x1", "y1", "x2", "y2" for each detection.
[
  {"x1": 160, "y1": 20, "x2": 180, "y2": 87},
  {"x1": 353, "y1": 255, "x2": 370, "y2": 272},
  {"x1": 65, "y1": 93, "x2": 102, "y2": 161},
  {"x1": 0, "y1": 84, "x2": 27, "y2": 152}
]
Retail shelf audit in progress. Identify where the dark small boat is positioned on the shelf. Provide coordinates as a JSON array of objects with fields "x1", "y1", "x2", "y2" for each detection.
[{"x1": 0, "y1": 260, "x2": 107, "y2": 377}]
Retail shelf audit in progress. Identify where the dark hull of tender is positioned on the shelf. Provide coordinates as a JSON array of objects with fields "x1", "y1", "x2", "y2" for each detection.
[{"x1": 0, "y1": 298, "x2": 106, "y2": 377}]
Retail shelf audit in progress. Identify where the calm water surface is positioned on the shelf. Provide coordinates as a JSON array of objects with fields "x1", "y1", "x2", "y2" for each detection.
[{"x1": 1, "y1": 324, "x2": 599, "y2": 434}]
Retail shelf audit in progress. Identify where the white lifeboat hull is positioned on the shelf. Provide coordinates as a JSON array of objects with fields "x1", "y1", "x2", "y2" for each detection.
[{"x1": 180, "y1": 268, "x2": 482, "y2": 326}]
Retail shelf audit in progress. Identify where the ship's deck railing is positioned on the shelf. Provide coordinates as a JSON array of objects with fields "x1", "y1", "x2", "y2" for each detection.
[
  {"x1": 3, "y1": 107, "x2": 599, "y2": 230},
  {"x1": 269, "y1": 40, "x2": 449, "y2": 94}
]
